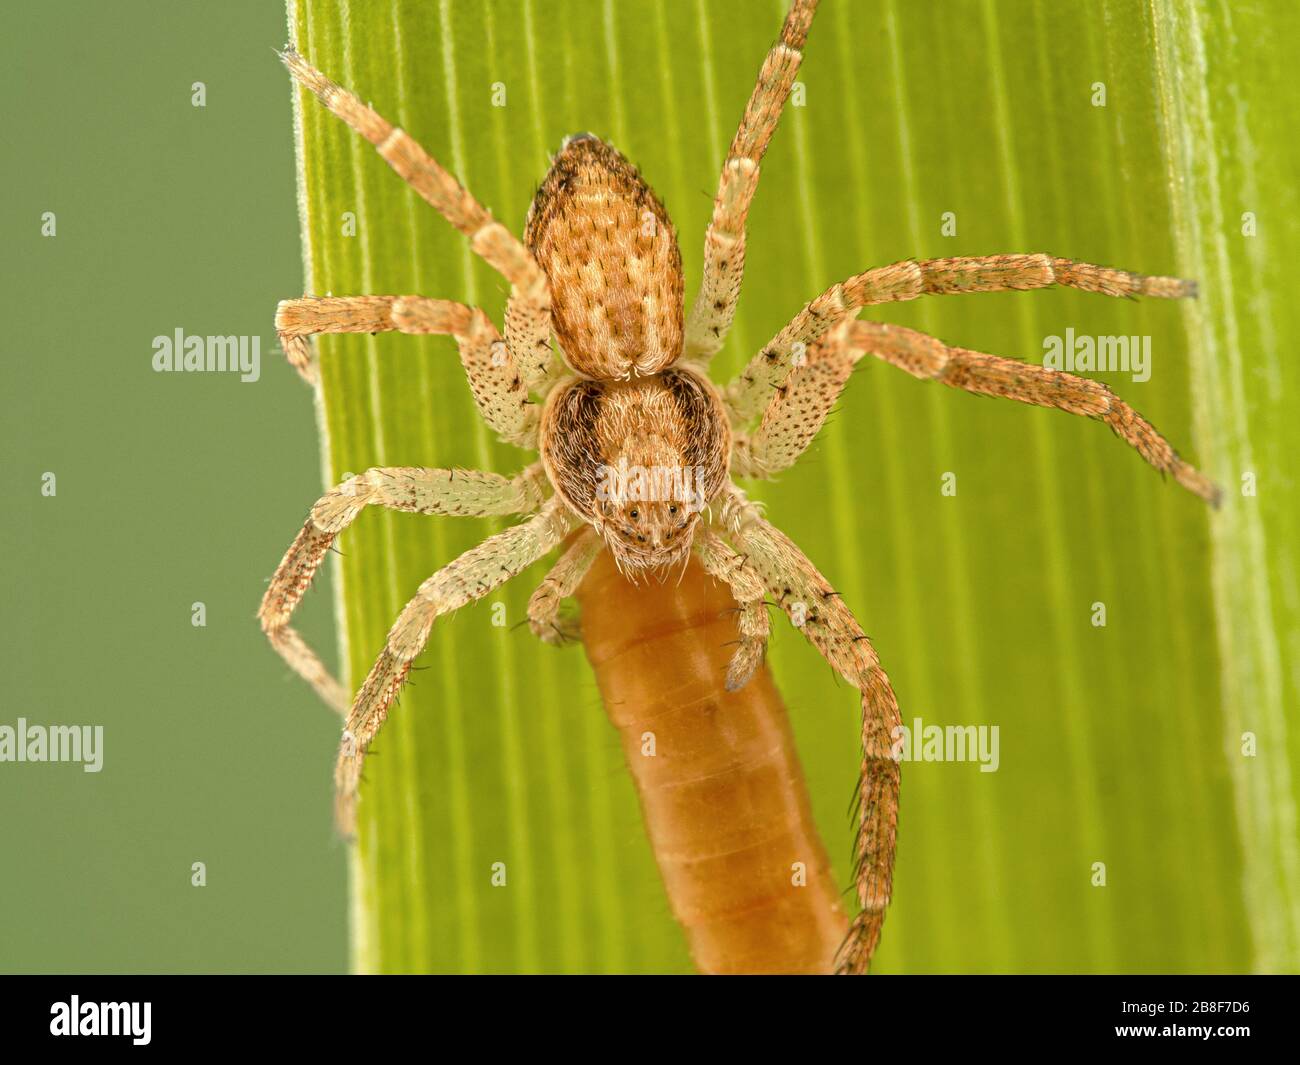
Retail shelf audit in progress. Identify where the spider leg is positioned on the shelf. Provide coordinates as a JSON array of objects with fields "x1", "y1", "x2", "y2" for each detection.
[
  {"x1": 335, "y1": 497, "x2": 575, "y2": 835},
  {"x1": 280, "y1": 50, "x2": 553, "y2": 389},
  {"x1": 693, "y1": 526, "x2": 770, "y2": 692},
  {"x1": 258, "y1": 463, "x2": 549, "y2": 714},
  {"x1": 714, "y1": 483, "x2": 900, "y2": 975},
  {"x1": 726, "y1": 253, "x2": 1198, "y2": 420},
  {"x1": 682, "y1": 0, "x2": 818, "y2": 365},
  {"x1": 527, "y1": 526, "x2": 603, "y2": 646},
  {"x1": 731, "y1": 318, "x2": 858, "y2": 479},
  {"x1": 276, "y1": 295, "x2": 540, "y2": 447},
  {"x1": 854, "y1": 319, "x2": 1221, "y2": 503},
  {"x1": 741, "y1": 317, "x2": 1221, "y2": 504}
]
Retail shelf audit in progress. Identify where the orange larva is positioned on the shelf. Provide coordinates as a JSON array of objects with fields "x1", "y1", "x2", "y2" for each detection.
[{"x1": 578, "y1": 550, "x2": 848, "y2": 974}]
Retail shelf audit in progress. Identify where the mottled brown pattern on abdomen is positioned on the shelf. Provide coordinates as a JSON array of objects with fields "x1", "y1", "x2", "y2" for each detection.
[{"x1": 525, "y1": 136, "x2": 684, "y2": 379}]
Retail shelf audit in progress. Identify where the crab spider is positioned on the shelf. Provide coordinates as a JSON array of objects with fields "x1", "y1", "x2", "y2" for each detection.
[{"x1": 259, "y1": 0, "x2": 1218, "y2": 975}]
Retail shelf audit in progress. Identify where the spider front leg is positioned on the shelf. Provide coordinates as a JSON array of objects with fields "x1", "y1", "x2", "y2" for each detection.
[
  {"x1": 683, "y1": 0, "x2": 818, "y2": 364},
  {"x1": 726, "y1": 253, "x2": 1199, "y2": 420},
  {"x1": 694, "y1": 526, "x2": 770, "y2": 691},
  {"x1": 276, "y1": 296, "x2": 542, "y2": 448},
  {"x1": 336, "y1": 497, "x2": 575, "y2": 835},
  {"x1": 714, "y1": 483, "x2": 900, "y2": 975},
  {"x1": 527, "y1": 527, "x2": 603, "y2": 645},
  {"x1": 258, "y1": 463, "x2": 548, "y2": 714}
]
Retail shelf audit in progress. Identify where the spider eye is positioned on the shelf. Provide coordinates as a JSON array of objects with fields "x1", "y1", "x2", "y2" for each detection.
[
  {"x1": 629, "y1": 508, "x2": 639, "y2": 520},
  {"x1": 668, "y1": 504, "x2": 678, "y2": 515}
]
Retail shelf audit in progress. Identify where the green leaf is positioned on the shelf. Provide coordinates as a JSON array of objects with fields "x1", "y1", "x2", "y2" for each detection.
[
  {"x1": 287, "y1": 0, "x2": 1293, "y2": 973},
  {"x1": 1151, "y1": 0, "x2": 1300, "y2": 971}
]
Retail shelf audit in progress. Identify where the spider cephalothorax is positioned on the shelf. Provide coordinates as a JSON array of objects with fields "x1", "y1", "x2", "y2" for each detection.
[
  {"x1": 262, "y1": 0, "x2": 1219, "y2": 976},
  {"x1": 540, "y1": 367, "x2": 730, "y2": 574}
]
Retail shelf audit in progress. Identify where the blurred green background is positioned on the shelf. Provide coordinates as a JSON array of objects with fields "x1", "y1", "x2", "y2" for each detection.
[
  {"x1": 3, "y1": 0, "x2": 1295, "y2": 974},
  {"x1": 2, "y1": 2, "x2": 344, "y2": 971}
]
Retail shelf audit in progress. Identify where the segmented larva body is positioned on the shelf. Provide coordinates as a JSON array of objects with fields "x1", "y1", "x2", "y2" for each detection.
[{"x1": 578, "y1": 549, "x2": 848, "y2": 974}]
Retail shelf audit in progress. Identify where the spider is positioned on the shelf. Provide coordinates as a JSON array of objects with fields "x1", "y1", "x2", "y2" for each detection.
[{"x1": 259, "y1": 0, "x2": 1219, "y2": 974}]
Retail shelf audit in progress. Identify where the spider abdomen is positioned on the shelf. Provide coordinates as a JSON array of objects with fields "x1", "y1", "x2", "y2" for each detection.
[{"x1": 525, "y1": 135, "x2": 684, "y2": 378}]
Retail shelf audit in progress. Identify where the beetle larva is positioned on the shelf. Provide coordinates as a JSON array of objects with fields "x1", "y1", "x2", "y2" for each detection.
[{"x1": 577, "y1": 549, "x2": 848, "y2": 974}]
